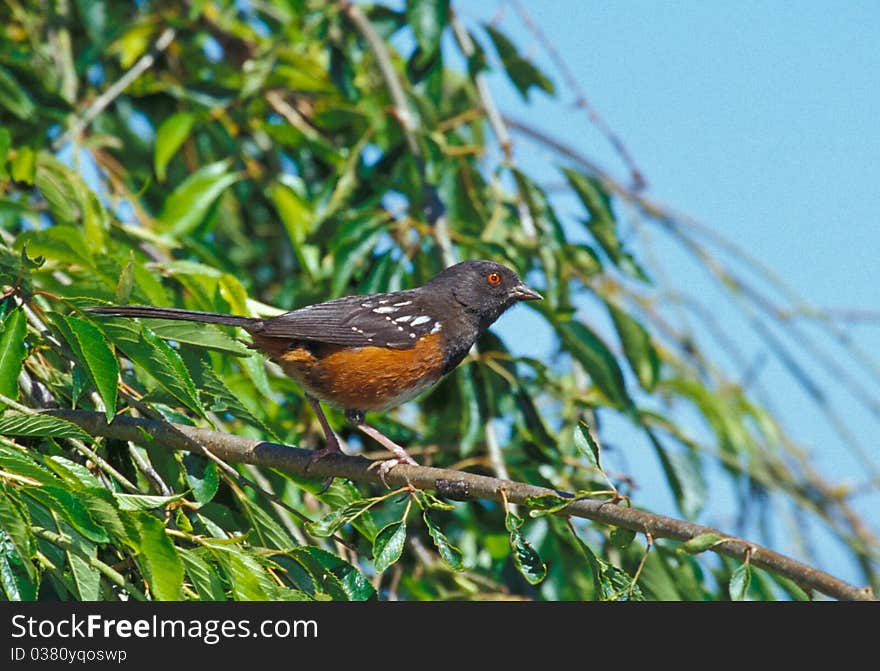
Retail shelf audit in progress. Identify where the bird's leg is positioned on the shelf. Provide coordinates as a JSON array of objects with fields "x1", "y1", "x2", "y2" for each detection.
[
  {"x1": 344, "y1": 409, "x2": 418, "y2": 487},
  {"x1": 305, "y1": 395, "x2": 345, "y2": 461},
  {"x1": 305, "y1": 395, "x2": 347, "y2": 492}
]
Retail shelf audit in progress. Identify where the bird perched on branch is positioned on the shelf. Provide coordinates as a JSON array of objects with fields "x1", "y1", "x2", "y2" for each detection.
[{"x1": 86, "y1": 259, "x2": 541, "y2": 482}]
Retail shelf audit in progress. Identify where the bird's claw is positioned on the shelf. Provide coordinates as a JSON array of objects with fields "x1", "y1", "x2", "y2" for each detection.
[
  {"x1": 305, "y1": 445, "x2": 344, "y2": 492},
  {"x1": 368, "y1": 454, "x2": 417, "y2": 488}
]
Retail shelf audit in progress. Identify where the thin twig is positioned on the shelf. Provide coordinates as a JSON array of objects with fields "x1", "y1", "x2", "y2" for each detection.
[{"x1": 508, "y1": 0, "x2": 646, "y2": 191}]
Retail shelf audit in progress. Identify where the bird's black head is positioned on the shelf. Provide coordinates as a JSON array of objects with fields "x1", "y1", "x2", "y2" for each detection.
[{"x1": 427, "y1": 260, "x2": 542, "y2": 330}]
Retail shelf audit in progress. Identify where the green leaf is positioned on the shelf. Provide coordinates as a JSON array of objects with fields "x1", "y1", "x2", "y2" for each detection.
[
  {"x1": 456, "y1": 366, "x2": 483, "y2": 457},
  {"x1": 483, "y1": 24, "x2": 554, "y2": 100},
  {"x1": 145, "y1": 321, "x2": 250, "y2": 356},
  {"x1": 114, "y1": 492, "x2": 187, "y2": 511},
  {"x1": 154, "y1": 112, "x2": 197, "y2": 182},
  {"x1": 239, "y1": 497, "x2": 294, "y2": 550},
  {"x1": 729, "y1": 561, "x2": 751, "y2": 601},
  {"x1": 59, "y1": 315, "x2": 119, "y2": 422},
  {"x1": 0, "y1": 487, "x2": 36, "y2": 583},
  {"x1": 406, "y1": 0, "x2": 449, "y2": 58},
  {"x1": 0, "y1": 65, "x2": 36, "y2": 119},
  {"x1": 307, "y1": 479, "x2": 378, "y2": 541},
  {"x1": 372, "y1": 521, "x2": 407, "y2": 573},
  {"x1": 99, "y1": 319, "x2": 204, "y2": 416},
  {"x1": 768, "y1": 571, "x2": 810, "y2": 602},
  {"x1": 114, "y1": 252, "x2": 135, "y2": 304},
  {"x1": 183, "y1": 453, "x2": 219, "y2": 504},
  {"x1": 17, "y1": 226, "x2": 93, "y2": 268},
  {"x1": 140, "y1": 327, "x2": 204, "y2": 415},
  {"x1": 574, "y1": 421, "x2": 602, "y2": 471},
  {"x1": 0, "y1": 443, "x2": 58, "y2": 485},
  {"x1": 128, "y1": 512, "x2": 184, "y2": 600},
  {"x1": 184, "y1": 353, "x2": 275, "y2": 438},
  {"x1": 179, "y1": 547, "x2": 226, "y2": 601},
  {"x1": 0, "y1": 309, "x2": 27, "y2": 409},
  {"x1": 610, "y1": 527, "x2": 636, "y2": 549},
  {"x1": 412, "y1": 489, "x2": 455, "y2": 511},
  {"x1": 605, "y1": 300, "x2": 661, "y2": 391},
  {"x1": 34, "y1": 154, "x2": 87, "y2": 225},
  {"x1": 524, "y1": 493, "x2": 573, "y2": 518},
  {"x1": 308, "y1": 496, "x2": 386, "y2": 538},
  {"x1": 328, "y1": 214, "x2": 385, "y2": 297},
  {"x1": 64, "y1": 529, "x2": 100, "y2": 601},
  {"x1": 289, "y1": 546, "x2": 376, "y2": 601},
  {"x1": 679, "y1": 533, "x2": 725, "y2": 555},
  {"x1": 269, "y1": 181, "x2": 314, "y2": 248},
  {"x1": 76, "y1": 0, "x2": 110, "y2": 45},
  {"x1": 10, "y1": 146, "x2": 35, "y2": 184},
  {"x1": 646, "y1": 428, "x2": 706, "y2": 519},
  {"x1": 76, "y1": 489, "x2": 126, "y2": 541},
  {"x1": 44, "y1": 455, "x2": 103, "y2": 489},
  {"x1": 568, "y1": 525, "x2": 643, "y2": 601},
  {"x1": 210, "y1": 546, "x2": 274, "y2": 600},
  {"x1": 505, "y1": 509, "x2": 547, "y2": 585},
  {"x1": 22, "y1": 485, "x2": 108, "y2": 543},
  {"x1": 0, "y1": 413, "x2": 92, "y2": 442},
  {"x1": 158, "y1": 160, "x2": 240, "y2": 236},
  {"x1": 555, "y1": 319, "x2": 634, "y2": 411},
  {"x1": 0, "y1": 127, "x2": 10, "y2": 179},
  {"x1": 422, "y1": 512, "x2": 463, "y2": 570},
  {"x1": 0, "y1": 528, "x2": 37, "y2": 600}
]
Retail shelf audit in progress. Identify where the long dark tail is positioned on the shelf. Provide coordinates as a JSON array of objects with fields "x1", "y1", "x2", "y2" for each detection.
[{"x1": 84, "y1": 305, "x2": 260, "y2": 329}]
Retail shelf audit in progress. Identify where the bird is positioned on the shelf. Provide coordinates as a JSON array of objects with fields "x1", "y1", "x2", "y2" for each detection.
[{"x1": 85, "y1": 259, "x2": 542, "y2": 483}]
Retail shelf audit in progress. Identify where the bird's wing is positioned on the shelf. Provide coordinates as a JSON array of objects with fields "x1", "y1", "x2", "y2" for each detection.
[{"x1": 253, "y1": 291, "x2": 444, "y2": 349}]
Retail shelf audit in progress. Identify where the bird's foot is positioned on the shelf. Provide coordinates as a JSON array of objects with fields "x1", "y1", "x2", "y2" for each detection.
[
  {"x1": 305, "y1": 438, "x2": 346, "y2": 493},
  {"x1": 367, "y1": 451, "x2": 418, "y2": 488}
]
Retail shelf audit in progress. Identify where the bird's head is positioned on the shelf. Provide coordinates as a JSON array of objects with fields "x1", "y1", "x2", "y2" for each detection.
[{"x1": 427, "y1": 260, "x2": 542, "y2": 330}]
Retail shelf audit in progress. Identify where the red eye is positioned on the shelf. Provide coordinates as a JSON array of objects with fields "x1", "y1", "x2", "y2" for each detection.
[{"x1": 487, "y1": 272, "x2": 502, "y2": 286}]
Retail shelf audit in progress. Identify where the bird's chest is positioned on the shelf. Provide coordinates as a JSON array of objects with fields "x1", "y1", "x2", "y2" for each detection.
[{"x1": 262, "y1": 333, "x2": 449, "y2": 412}]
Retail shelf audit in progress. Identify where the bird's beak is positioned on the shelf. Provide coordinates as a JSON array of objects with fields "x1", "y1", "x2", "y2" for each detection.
[{"x1": 509, "y1": 282, "x2": 543, "y2": 301}]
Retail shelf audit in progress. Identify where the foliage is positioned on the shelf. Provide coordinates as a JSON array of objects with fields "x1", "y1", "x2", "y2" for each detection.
[{"x1": 0, "y1": 0, "x2": 874, "y2": 601}]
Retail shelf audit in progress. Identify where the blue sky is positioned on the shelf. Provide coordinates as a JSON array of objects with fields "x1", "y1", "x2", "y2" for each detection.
[{"x1": 460, "y1": 1, "x2": 880, "y2": 588}]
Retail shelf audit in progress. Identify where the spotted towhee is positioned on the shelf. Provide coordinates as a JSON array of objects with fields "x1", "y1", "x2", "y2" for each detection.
[{"x1": 86, "y1": 260, "x2": 541, "y2": 480}]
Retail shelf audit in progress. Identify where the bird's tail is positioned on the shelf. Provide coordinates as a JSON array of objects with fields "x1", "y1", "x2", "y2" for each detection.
[{"x1": 84, "y1": 305, "x2": 260, "y2": 329}]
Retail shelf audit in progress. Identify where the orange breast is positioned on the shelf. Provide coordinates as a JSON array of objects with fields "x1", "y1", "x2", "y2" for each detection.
[{"x1": 250, "y1": 333, "x2": 446, "y2": 412}]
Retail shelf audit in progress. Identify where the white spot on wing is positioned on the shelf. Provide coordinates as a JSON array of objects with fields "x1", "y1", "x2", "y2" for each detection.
[
  {"x1": 373, "y1": 306, "x2": 398, "y2": 314},
  {"x1": 430, "y1": 322, "x2": 442, "y2": 334},
  {"x1": 410, "y1": 315, "x2": 431, "y2": 326},
  {"x1": 393, "y1": 301, "x2": 412, "y2": 306},
  {"x1": 394, "y1": 315, "x2": 413, "y2": 323}
]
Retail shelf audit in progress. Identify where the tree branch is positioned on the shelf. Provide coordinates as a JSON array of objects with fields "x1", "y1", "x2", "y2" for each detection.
[{"x1": 49, "y1": 410, "x2": 875, "y2": 601}]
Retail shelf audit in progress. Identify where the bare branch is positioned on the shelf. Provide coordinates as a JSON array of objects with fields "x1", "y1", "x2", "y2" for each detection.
[{"x1": 49, "y1": 409, "x2": 876, "y2": 602}]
